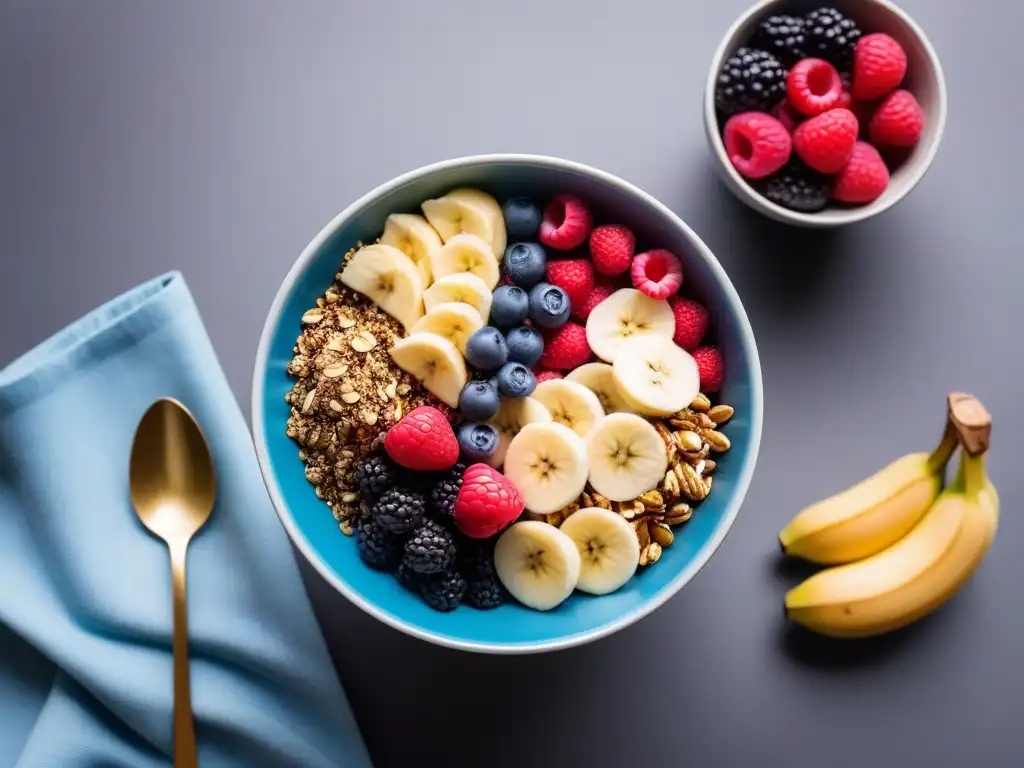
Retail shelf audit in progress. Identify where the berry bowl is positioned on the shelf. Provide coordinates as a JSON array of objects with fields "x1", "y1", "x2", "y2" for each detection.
[
  {"x1": 252, "y1": 154, "x2": 763, "y2": 653},
  {"x1": 704, "y1": 0, "x2": 947, "y2": 227}
]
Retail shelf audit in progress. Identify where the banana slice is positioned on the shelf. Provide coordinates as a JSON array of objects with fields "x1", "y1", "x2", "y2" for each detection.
[
  {"x1": 532, "y1": 379, "x2": 605, "y2": 438},
  {"x1": 379, "y1": 213, "x2": 441, "y2": 288},
  {"x1": 409, "y1": 302, "x2": 484, "y2": 356},
  {"x1": 613, "y1": 336, "x2": 699, "y2": 417},
  {"x1": 422, "y1": 273, "x2": 493, "y2": 324},
  {"x1": 566, "y1": 363, "x2": 633, "y2": 414},
  {"x1": 487, "y1": 396, "x2": 551, "y2": 468},
  {"x1": 388, "y1": 333, "x2": 467, "y2": 408},
  {"x1": 422, "y1": 187, "x2": 506, "y2": 260},
  {"x1": 559, "y1": 507, "x2": 640, "y2": 595},
  {"x1": 429, "y1": 233, "x2": 501, "y2": 290},
  {"x1": 585, "y1": 412, "x2": 668, "y2": 502},
  {"x1": 503, "y1": 422, "x2": 589, "y2": 515},
  {"x1": 585, "y1": 288, "x2": 675, "y2": 362},
  {"x1": 494, "y1": 521, "x2": 581, "y2": 611},
  {"x1": 339, "y1": 243, "x2": 424, "y2": 332}
]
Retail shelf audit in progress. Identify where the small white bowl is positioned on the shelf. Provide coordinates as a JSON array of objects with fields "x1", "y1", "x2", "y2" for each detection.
[{"x1": 704, "y1": 0, "x2": 947, "y2": 228}]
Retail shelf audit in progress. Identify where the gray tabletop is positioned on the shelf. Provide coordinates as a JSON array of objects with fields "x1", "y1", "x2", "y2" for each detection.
[{"x1": 2, "y1": 1, "x2": 1022, "y2": 765}]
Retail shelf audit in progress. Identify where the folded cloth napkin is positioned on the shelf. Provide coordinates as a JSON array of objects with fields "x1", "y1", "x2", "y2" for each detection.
[{"x1": 0, "y1": 272, "x2": 372, "y2": 768}]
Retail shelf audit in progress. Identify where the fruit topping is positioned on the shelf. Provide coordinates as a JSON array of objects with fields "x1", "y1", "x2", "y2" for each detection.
[
  {"x1": 804, "y1": 7, "x2": 862, "y2": 70},
  {"x1": 572, "y1": 278, "x2": 615, "y2": 322},
  {"x1": 565, "y1": 362, "x2": 632, "y2": 413},
  {"x1": 589, "y1": 224, "x2": 635, "y2": 276},
  {"x1": 868, "y1": 89, "x2": 924, "y2": 148},
  {"x1": 723, "y1": 112, "x2": 793, "y2": 180},
  {"x1": 716, "y1": 47, "x2": 788, "y2": 117},
  {"x1": 374, "y1": 486, "x2": 427, "y2": 536},
  {"x1": 503, "y1": 241, "x2": 548, "y2": 287},
  {"x1": 420, "y1": 568, "x2": 467, "y2": 612},
  {"x1": 380, "y1": 213, "x2": 440, "y2": 288},
  {"x1": 453, "y1": 463, "x2": 525, "y2": 539},
  {"x1": 792, "y1": 107, "x2": 858, "y2": 173},
  {"x1": 355, "y1": 454, "x2": 401, "y2": 503},
  {"x1": 691, "y1": 345, "x2": 725, "y2": 394},
  {"x1": 460, "y1": 542, "x2": 508, "y2": 609},
  {"x1": 494, "y1": 521, "x2": 580, "y2": 611},
  {"x1": 429, "y1": 462, "x2": 466, "y2": 520},
  {"x1": 613, "y1": 336, "x2": 700, "y2": 417},
  {"x1": 458, "y1": 379, "x2": 501, "y2": 422},
  {"x1": 503, "y1": 422, "x2": 589, "y2": 515},
  {"x1": 753, "y1": 14, "x2": 807, "y2": 66},
  {"x1": 538, "y1": 321, "x2": 591, "y2": 371},
  {"x1": 409, "y1": 302, "x2": 484, "y2": 356},
  {"x1": 403, "y1": 518, "x2": 457, "y2": 574},
  {"x1": 389, "y1": 333, "x2": 468, "y2": 408},
  {"x1": 533, "y1": 369, "x2": 563, "y2": 384},
  {"x1": 422, "y1": 272, "x2": 492, "y2": 324},
  {"x1": 852, "y1": 33, "x2": 907, "y2": 100},
  {"x1": 757, "y1": 158, "x2": 831, "y2": 213},
  {"x1": 772, "y1": 99, "x2": 804, "y2": 133},
  {"x1": 489, "y1": 284, "x2": 530, "y2": 328},
  {"x1": 421, "y1": 188, "x2": 506, "y2": 260},
  {"x1": 356, "y1": 518, "x2": 403, "y2": 572},
  {"x1": 831, "y1": 140, "x2": 890, "y2": 204},
  {"x1": 339, "y1": 244, "x2": 425, "y2": 332},
  {"x1": 465, "y1": 326, "x2": 509, "y2": 372},
  {"x1": 787, "y1": 58, "x2": 844, "y2": 116},
  {"x1": 502, "y1": 196, "x2": 542, "y2": 240},
  {"x1": 486, "y1": 396, "x2": 551, "y2": 469},
  {"x1": 585, "y1": 412, "x2": 669, "y2": 503},
  {"x1": 539, "y1": 193, "x2": 593, "y2": 250},
  {"x1": 505, "y1": 325, "x2": 544, "y2": 367},
  {"x1": 384, "y1": 405, "x2": 460, "y2": 471},
  {"x1": 668, "y1": 296, "x2": 710, "y2": 351},
  {"x1": 528, "y1": 282, "x2": 571, "y2": 328},
  {"x1": 559, "y1": 506, "x2": 641, "y2": 594},
  {"x1": 631, "y1": 249, "x2": 684, "y2": 300},
  {"x1": 532, "y1": 379, "x2": 605, "y2": 438},
  {"x1": 457, "y1": 422, "x2": 500, "y2": 463},
  {"x1": 585, "y1": 288, "x2": 675, "y2": 362},
  {"x1": 430, "y1": 233, "x2": 501, "y2": 291},
  {"x1": 546, "y1": 258, "x2": 595, "y2": 311},
  {"x1": 496, "y1": 361, "x2": 537, "y2": 398}
]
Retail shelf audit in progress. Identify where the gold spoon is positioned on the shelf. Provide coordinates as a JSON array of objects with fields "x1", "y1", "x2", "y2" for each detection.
[{"x1": 130, "y1": 397, "x2": 215, "y2": 768}]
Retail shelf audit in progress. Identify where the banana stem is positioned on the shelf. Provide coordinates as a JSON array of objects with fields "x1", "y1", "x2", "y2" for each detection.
[
  {"x1": 926, "y1": 419, "x2": 958, "y2": 475},
  {"x1": 963, "y1": 451, "x2": 987, "y2": 497}
]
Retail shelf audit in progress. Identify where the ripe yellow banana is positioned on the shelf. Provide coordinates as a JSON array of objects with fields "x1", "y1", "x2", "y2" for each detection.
[
  {"x1": 785, "y1": 394, "x2": 997, "y2": 639},
  {"x1": 778, "y1": 422, "x2": 957, "y2": 564}
]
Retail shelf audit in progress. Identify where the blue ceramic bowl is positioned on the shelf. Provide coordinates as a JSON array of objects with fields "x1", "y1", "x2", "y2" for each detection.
[{"x1": 252, "y1": 155, "x2": 763, "y2": 654}]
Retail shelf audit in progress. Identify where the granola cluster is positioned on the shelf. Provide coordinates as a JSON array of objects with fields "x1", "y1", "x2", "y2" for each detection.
[{"x1": 525, "y1": 393, "x2": 734, "y2": 566}]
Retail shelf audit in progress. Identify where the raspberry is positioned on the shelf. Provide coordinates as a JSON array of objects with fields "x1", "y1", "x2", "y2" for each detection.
[
  {"x1": 572, "y1": 278, "x2": 615, "y2": 321},
  {"x1": 384, "y1": 406, "x2": 459, "y2": 472},
  {"x1": 792, "y1": 107, "x2": 858, "y2": 173},
  {"x1": 831, "y1": 141, "x2": 890, "y2": 204},
  {"x1": 668, "y1": 297, "x2": 709, "y2": 351},
  {"x1": 533, "y1": 368, "x2": 563, "y2": 384},
  {"x1": 771, "y1": 99, "x2": 803, "y2": 134},
  {"x1": 868, "y1": 90, "x2": 924, "y2": 148},
  {"x1": 631, "y1": 249, "x2": 683, "y2": 300},
  {"x1": 538, "y1": 322, "x2": 590, "y2": 371},
  {"x1": 723, "y1": 112, "x2": 792, "y2": 180},
  {"x1": 588, "y1": 224, "x2": 635, "y2": 276},
  {"x1": 691, "y1": 346, "x2": 724, "y2": 394},
  {"x1": 852, "y1": 33, "x2": 906, "y2": 100},
  {"x1": 787, "y1": 58, "x2": 843, "y2": 116},
  {"x1": 539, "y1": 194, "x2": 592, "y2": 250},
  {"x1": 546, "y1": 258, "x2": 594, "y2": 312},
  {"x1": 453, "y1": 463, "x2": 524, "y2": 539}
]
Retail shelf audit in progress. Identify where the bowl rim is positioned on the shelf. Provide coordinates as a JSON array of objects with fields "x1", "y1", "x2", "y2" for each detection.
[
  {"x1": 703, "y1": 0, "x2": 948, "y2": 228},
  {"x1": 250, "y1": 153, "x2": 764, "y2": 654}
]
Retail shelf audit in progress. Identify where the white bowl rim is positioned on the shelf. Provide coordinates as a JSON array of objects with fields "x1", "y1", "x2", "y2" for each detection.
[
  {"x1": 703, "y1": 0, "x2": 948, "y2": 227},
  {"x1": 251, "y1": 153, "x2": 765, "y2": 654}
]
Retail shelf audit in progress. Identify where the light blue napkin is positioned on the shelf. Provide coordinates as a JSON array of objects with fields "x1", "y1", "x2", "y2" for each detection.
[{"x1": 0, "y1": 272, "x2": 372, "y2": 768}]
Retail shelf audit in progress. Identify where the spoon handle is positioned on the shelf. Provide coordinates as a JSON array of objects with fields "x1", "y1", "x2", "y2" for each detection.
[{"x1": 170, "y1": 538, "x2": 198, "y2": 768}]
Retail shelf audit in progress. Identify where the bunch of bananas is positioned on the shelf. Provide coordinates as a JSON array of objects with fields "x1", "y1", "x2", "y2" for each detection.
[{"x1": 778, "y1": 393, "x2": 998, "y2": 638}]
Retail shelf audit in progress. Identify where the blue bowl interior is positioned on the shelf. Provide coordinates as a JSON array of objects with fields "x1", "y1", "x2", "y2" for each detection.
[{"x1": 257, "y1": 159, "x2": 760, "y2": 650}]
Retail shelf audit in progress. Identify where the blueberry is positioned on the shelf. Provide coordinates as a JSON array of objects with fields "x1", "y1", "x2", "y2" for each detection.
[
  {"x1": 502, "y1": 197, "x2": 542, "y2": 239},
  {"x1": 465, "y1": 327, "x2": 508, "y2": 371},
  {"x1": 490, "y1": 285, "x2": 530, "y2": 328},
  {"x1": 458, "y1": 380, "x2": 500, "y2": 422},
  {"x1": 496, "y1": 362, "x2": 537, "y2": 398},
  {"x1": 505, "y1": 325, "x2": 544, "y2": 367},
  {"x1": 528, "y1": 282, "x2": 571, "y2": 329},
  {"x1": 503, "y1": 242, "x2": 547, "y2": 288},
  {"x1": 457, "y1": 422, "x2": 499, "y2": 462}
]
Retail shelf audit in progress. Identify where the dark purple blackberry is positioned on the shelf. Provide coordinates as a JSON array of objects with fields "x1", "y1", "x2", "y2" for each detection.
[
  {"x1": 403, "y1": 518, "x2": 457, "y2": 574},
  {"x1": 397, "y1": 561, "x2": 427, "y2": 593},
  {"x1": 373, "y1": 487, "x2": 426, "y2": 536},
  {"x1": 429, "y1": 462, "x2": 467, "y2": 519},
  {"x1": 753, "y1": 14, "x2": 807, "y2": 66},
  {"x1": 804, "y1": 7, "x2": 862, "y2": 70},
  {"x1": 715, "y1": 48, "x2": 788, "y2": 117},
  {"x1": 355, "y1": 518, "x2": 403, "y2": 572},
  {"x1": 355, "y1": 454, "x2": 398, "y2": 501},
  {"x1": 420, "y1": 568, "x2": 467, "y2": 612},
  {"x1": 460, "y1": 545, "x2": 507, "y2": 610},
  {"x1": 756, "y1": 159, "x2": 830, "y2": 213}
]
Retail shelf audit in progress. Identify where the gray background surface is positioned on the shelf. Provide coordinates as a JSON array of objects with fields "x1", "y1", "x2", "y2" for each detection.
[{"x1": 2, "y1": 1, "x2": 1021, "y2": 765}]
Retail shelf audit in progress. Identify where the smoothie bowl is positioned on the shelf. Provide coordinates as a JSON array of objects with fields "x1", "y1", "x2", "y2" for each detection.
[{"x1": 252, "y1": 155, "x2": 763, "y2": 653}]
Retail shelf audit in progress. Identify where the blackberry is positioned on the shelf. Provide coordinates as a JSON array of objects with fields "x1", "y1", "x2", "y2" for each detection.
[
  {"x1": 757, "y1": 160, "x2": 830, "y2": 213},
  {"x1": 355, "y1": 518, "x2": 403, "y2": 572},
  {"x1": 374, "y1": 487, "x2": 426, "y2": 536},
  {"x1": 420, "y1": 568, "x2": 467, "y2": 612},
  {"x1": 753, "y1": 14, "x2": 807, "y2": 66},
  {"x1": 715, "y1": 48, "x2": 788, "y2": 117},
  {"x1": 460, "y1": 545, "x2": 507, "y2": 610},
  {"x1": 355, "y1": 454, "x2": 398, "y2": 501},
  {"x1": 429, "y1": 462, "x2": 467, "y2": 519},
  {"x1": 804, "y1": 7, "x2": 861, "y2": 70},
  {"x1": 397, "y1": 560, "x2": 427, "y2": 593},
  {"x1": 403, "y1": 518, "x2": 457, "y2": 574}
]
